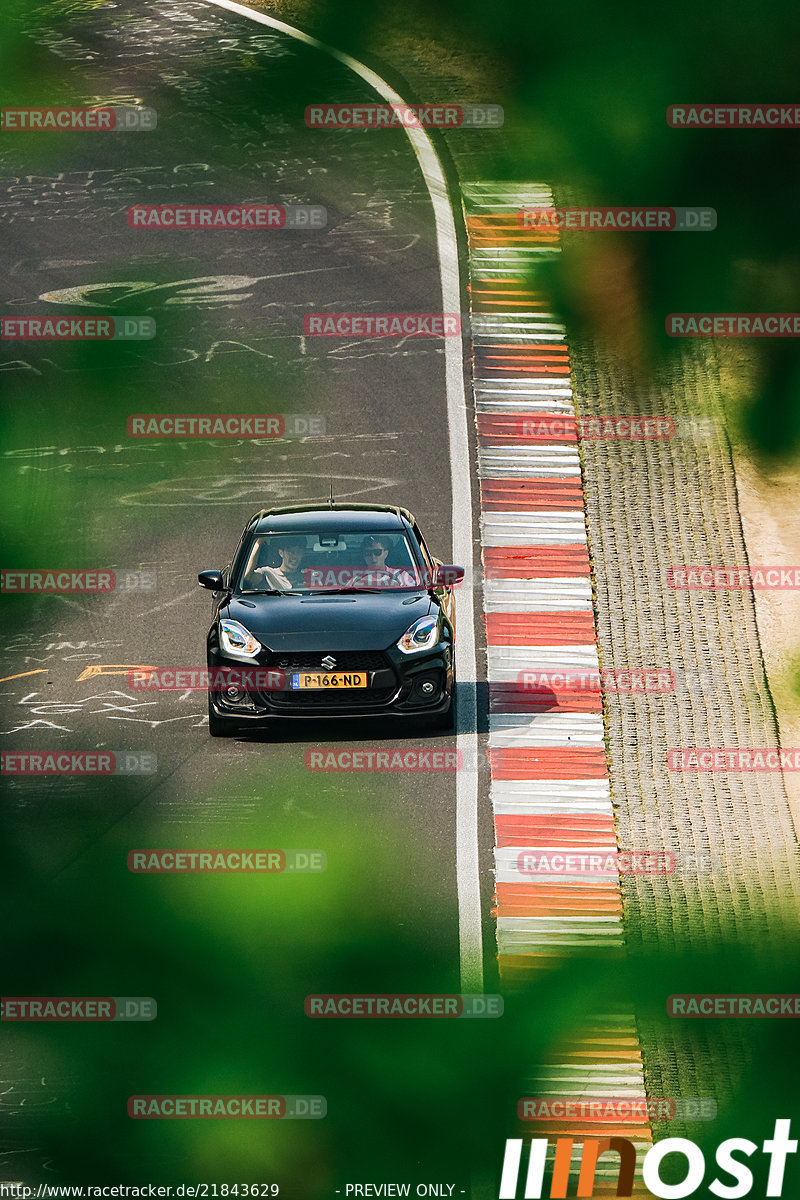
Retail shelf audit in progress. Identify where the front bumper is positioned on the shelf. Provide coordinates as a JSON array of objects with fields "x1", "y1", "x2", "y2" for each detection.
[{"x1": 206, "y1": 640, "x2": 454, "y2": 722}]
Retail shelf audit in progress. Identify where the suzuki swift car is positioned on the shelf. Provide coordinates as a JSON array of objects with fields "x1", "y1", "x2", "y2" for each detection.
[{"x1": 198, "y1": 504, "x2": 463, "y2": 737}]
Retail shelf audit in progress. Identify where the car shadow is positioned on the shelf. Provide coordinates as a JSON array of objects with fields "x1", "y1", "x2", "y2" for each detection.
[{"x1": 234, "y1": 680, "x2": 559, "y2": 743}]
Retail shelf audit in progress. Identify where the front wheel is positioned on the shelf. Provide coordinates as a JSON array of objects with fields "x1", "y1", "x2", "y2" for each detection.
[{"x1": 207, "y1": 693, "x2": 240, "y2": 738}]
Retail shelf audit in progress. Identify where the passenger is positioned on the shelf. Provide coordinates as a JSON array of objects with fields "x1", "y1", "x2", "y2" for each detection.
[{"x1": 253, "y1": 535, "x2": 307, "y2": 590}]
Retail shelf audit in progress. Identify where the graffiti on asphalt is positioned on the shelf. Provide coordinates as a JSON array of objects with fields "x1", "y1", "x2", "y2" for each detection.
[
  {"x1": 2, "y1": 690, "x2": 205, "y2": 734},
  {"x1": 119, "y1": 472, "x2": 398, "y2": 506},
  {"x1": 0, "y1": 638, "x2": 124, "y2": 669},
  {"x1": 39, "y1": 275, "x2": 266, "y2": 309},
  {"x1": 75, "y1": 664, "x2": 157, "y2": 683}
]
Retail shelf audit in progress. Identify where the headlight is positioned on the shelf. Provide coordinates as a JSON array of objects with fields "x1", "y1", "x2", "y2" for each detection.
[
  {"x1": 396, "y1": 616, "x2": 439, "y2": 654},
  {"x1": 219, "y1": 618, "x2": 262, "y2": 659}
]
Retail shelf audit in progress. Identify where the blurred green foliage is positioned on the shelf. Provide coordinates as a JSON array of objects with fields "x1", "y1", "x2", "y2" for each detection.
[
  {"x1": 300, "y1": 0, "x2": 800, "y2": 461},
  {"x1": 3, "y1": 771, "x2": 800, "y2": 1192}
]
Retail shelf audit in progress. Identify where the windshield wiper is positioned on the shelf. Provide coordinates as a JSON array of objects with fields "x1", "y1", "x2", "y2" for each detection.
[
  {"x1": 240, "y1": 588, "x2": 303, "y2": 596},
  {"x1": 315, "y1": 587, "x2": 402, "y2": 595}
]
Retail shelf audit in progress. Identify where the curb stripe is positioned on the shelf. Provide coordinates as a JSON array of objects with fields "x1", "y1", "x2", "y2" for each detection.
[
  {"x1": 483, "y1": 546, "x2": 590, "y2": 574},
  {"x1": 489, "y1": 748, "x2": 609, "y2": 779},
  {"x1": 485, "y1": 613, "x2": 597, "y2": 643},
  {"x1": 465, "y1": 181, "x2": 653, "y2": 1183},
  {"x1": 484, "y1": 580, "x2": 593, "y2": 611},
  {"x1": 488, "y1": 685, "x2": 604, "y2": 714}
]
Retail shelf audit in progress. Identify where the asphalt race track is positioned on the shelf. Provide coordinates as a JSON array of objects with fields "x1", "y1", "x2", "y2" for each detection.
[{"x1": 0, "y1": 0, "x2": 495, "y2": 1181}]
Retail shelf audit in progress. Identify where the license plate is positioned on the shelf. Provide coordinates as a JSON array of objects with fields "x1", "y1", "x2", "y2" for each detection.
[{"x1": 290, "y1": 671, "x2": 367, "y2": 690}]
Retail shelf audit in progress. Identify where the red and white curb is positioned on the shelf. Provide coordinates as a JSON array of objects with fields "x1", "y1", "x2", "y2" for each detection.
[{"x1": 464, "y1": 183, "x2": 654, "y2": 1185}]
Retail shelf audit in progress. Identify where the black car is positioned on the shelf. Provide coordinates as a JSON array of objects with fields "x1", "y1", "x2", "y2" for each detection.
[{"x1": 198, "y1": 503, "x2": 463, "y2": 737}]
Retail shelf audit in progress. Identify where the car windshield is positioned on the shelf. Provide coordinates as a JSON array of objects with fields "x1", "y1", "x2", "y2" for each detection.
[{"x1": 236, "y1": 529, "x2": 426, "y2": 594}]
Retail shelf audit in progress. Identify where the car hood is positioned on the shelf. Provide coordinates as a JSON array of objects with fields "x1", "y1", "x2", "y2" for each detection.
[{"x1": 222, "y1": 591, "x2": 435, "y2": 652}]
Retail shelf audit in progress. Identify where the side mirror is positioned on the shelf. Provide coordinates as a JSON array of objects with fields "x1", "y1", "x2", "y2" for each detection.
[
  {"x1": 198, "y1": 569, "x2": 224, "y2": 591},
  {"x1": 433, "y1": 565, "x2": 464, "y2": 588}
]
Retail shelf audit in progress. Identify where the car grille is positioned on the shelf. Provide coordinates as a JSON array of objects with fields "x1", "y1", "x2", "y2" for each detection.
[
  {"x1": 264, "y1": 650, "x2": 389, "y2": 673},
  {"x1": 268, "y1": 686, "x2": 397, "y2": 708},
  {"x1": 259, "y1": 649, "x2": 397, "y2": 708}
]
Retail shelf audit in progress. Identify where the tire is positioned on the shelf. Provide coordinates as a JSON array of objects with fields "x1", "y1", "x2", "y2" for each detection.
[{"x1": 207, "y1": 693, "x2": 239, "y2": 738}]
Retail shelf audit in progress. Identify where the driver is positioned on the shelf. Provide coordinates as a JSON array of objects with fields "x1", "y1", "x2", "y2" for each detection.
[{"x1": 359, "y1": 536, "x2": 403, "y2": 588}]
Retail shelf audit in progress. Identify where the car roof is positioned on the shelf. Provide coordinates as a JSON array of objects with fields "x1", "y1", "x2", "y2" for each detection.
[{"x1": 250, "y1": 504, "x2": 415, "y2": 535}]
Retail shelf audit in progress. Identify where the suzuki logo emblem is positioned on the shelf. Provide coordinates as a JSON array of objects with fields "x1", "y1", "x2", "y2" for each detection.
[{"x1": 321, "y1": 656, "x2": 336, "y2": 670}]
